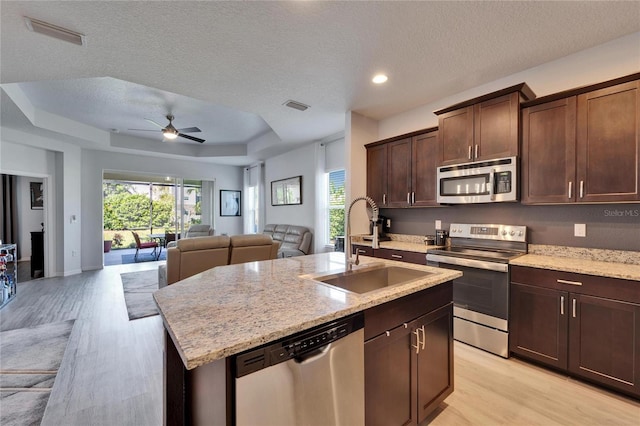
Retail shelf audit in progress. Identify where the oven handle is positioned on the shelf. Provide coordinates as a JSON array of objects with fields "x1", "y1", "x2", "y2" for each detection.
[{"x1": 426, "y1": 254, "x2": 509, "y2": 273}]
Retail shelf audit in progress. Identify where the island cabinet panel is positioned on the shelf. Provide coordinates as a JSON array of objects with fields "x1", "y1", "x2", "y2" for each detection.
[
  {"x1": 576, "y1": 80, "x2": 640, "y2": 202},
  {"x1": 521, "y1": 97, "x2": 577, "y2": 204},
  {"x1": 367, "y1": 143, "x2": 388, "y2": 206},
  {"x1": 365, "y1": 129, "x2": 439, "y2": 208},
  {"x1": 522, "y1": 78, "x2": 640, "y2": 204},
  {"x1": 438, "y1": 92, "x2": 520, "y2": 166},
  {"x1": 510, "y1": 266, "x2": 640, "y2": 398},
  {"x1": 364, "y1": 282, "x2": 454, "y2": 424}
]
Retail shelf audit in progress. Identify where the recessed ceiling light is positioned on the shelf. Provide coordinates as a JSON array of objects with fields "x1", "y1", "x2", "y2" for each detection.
[{"x1": 372, "y1": 74, "x2": 388, "y2": 84}]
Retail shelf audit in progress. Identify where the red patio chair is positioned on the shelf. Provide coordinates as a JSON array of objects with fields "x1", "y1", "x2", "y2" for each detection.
[{"x1": 131, "y1": 231, "x2": 160, "y2": 261}]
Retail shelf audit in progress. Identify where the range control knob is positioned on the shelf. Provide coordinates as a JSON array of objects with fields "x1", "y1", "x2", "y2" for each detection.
[
  {"x1": 501, "y1": 230, "x2": 508, "y2": 236},
  {"x1": 518, "y1": 231, "x2": 524, "y2": 237},
  {"x1": 510, "y1": 230, "x2": 515, "y2": 236}
]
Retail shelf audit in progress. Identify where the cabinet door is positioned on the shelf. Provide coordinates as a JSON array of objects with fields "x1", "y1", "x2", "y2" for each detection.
[
  {"x1": 415, "y1": 304, "x2": 454, "y2": 424},
  {"x1": 569, "y1": 294, "x2": 640, "y2": 397},
  {"x1": 365, "y1": 323, "x2": 416, "y2": 426},
  {"x1": 521, "y1": 97, "x2": 577, "y2": 204},
  {"x1": 387, "y1": 138, "x2": 412, "y2": 207},
  {"x1": 510, "y1": 283, "x2": 568, "y2": 369},
  {"x1": 576, "y1": 80, "x2": 640, "y2": 202},
  {"x1": 367, "y1": 144, "x2": 388, "y2": 206},
  {"x1": 474, "y1": 92, "x2": 520, "y2": 161},
  {"x1": 438, "y1": 106, "x2": 474, "y2": 165},
  {"x1": 411, "y1": 131, "x2": 438, "y2": 206}
]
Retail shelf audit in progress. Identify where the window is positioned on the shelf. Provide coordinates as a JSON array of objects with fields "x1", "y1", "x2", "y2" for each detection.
[{"x1": 327, "y1": 169, "x2": 345, "y2": 245}]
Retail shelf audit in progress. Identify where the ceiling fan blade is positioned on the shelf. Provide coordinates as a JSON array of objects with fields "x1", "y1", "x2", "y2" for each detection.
[
  {"x1": 144, "y1": 118, "x2": 164, "y2": 129},
  {"x1": 176, "y1": 127, "x2": 201, "y2": 133},
  {"x1": 178, "y1": 133, "x2": 205, "y2": 143},
  {"x1": 128, "y1": 128, "x2": 159, "y2": 132}
]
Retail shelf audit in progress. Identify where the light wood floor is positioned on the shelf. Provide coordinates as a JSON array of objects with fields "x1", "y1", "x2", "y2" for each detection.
[{"x1": 1, "y1": 264, "x2": 638, "y2": 426}]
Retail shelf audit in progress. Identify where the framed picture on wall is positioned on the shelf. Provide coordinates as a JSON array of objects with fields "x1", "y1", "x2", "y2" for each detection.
[
  {"x1": 30, "y1": 182, "x2": 43, "y2": 210},
  {"x1": 271, "y1": 176, "x2": 302, "y2": 206},
  {"x1": 220, "y1": 190, "x2": 241, "y2": 216}
]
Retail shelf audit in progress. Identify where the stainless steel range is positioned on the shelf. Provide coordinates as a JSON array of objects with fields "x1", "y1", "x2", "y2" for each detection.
[{"x1": 426, "y1": 223, "x2": 527, "y2": 358}]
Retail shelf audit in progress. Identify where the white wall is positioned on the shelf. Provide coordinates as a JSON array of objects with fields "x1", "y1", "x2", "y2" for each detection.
[
  {"x1": 16, "y1": 176, "x2": 44, "y2": 261},
  {"x1": 377, "y1": 32, "x2": 640, "y2": 139},
  {"x1": 81, "y1": 149, "x2": 244, "y2": 270},
  {"x1": 265, "y1": 143, "x2": 317, "y2": 234}
]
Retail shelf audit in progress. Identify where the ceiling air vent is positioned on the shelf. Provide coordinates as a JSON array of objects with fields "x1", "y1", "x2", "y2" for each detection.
[
  {"x1": 24, "y1": 16, "x2": 86, "y2": 46},
  {"x1": 283, "y1": 100, "x2": 310, "y2": 111}
]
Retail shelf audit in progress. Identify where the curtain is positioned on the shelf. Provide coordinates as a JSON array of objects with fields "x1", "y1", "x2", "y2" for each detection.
[
  {"x1": 0, "y1": 174, "x2": 20, "y2": 258},
  {"x1": 243, "y1": 163, "x2": 265, "y2": 234},
  {"x1": 314, "y1": 143, "x2": 328, "y2": 253}
]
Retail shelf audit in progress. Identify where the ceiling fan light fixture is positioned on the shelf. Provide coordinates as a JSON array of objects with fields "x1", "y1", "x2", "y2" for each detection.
[
  {"x1": 163, "y1": 129, "x2": 178, "y2": 140},
  {"x1": 24, "y1": 16, "x2": 86, "y2": 46}
]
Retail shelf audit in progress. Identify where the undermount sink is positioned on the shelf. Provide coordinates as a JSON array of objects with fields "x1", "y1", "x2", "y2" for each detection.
[{"x1": 311, "y1": 265, "x2": 433, "y2": 294}]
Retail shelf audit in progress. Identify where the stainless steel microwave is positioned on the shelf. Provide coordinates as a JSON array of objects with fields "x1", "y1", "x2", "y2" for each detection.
[{"x1": 437, "y1": 156, "x2": 518, "y2": 204}]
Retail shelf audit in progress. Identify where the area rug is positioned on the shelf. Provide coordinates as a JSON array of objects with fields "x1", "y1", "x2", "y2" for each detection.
[
  {"x1": 0, "y1": 319, "x2": 75, "y2": 426},
  {"x1": 120, "y1": 269, "x2": 160, "y2": 320},
  {"x1": 121, "y1": 250, "x2": 167, "y2": 264}
]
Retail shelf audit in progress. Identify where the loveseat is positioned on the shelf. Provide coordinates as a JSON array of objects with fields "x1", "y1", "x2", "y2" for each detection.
[
  {"x1": 158, "y1": 234, "x2": 280, "y2": 287},
  {"x1": 262, "y1": 224, "x2": 312, "y2": 258}
]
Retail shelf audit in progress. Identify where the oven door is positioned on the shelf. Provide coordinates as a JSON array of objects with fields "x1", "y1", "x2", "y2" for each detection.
[{"x1": 426, "y1": 255, "x2": 509, "y2": 324}]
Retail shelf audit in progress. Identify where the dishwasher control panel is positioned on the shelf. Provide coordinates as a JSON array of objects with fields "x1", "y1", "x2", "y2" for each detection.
[{"x1": 235, "y1": 313, "x2": 364, "y2": 377}]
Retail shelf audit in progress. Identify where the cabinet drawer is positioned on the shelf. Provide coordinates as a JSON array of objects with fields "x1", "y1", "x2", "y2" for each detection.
[
  {"x1": 352, "y1": 245, "x2": 374, "y2": 257},
  {"x1": 511, "y1": 266, "x2": 640, "y2": 304},
  {"x1": 376, "y1": 248, "x2": 426, "y2": 265},
  {"x1": 364, "y1": 281, "x2": 452, "y2": 341}
]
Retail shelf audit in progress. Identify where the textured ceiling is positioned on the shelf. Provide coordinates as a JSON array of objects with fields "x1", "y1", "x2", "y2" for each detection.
[{"x1": 1, "y1": 1, "x2": 639, "y2": 165}]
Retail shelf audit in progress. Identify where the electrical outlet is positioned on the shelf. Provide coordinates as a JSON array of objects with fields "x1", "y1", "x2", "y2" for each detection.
[
  {"x1": 72, "y1": 250, "x2": 77, "y2": 257},
  {"x1": 435, "y1": 220, "x2": 442, "y2": 230},
  {"x1": 574, "y1": 223, "x2": 586, "y2": 237}
]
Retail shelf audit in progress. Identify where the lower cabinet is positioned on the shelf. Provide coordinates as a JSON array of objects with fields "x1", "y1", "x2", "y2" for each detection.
[
  {"x1": 364, "y1": 283, "x2": 453, "y2": 425},
  {"x1": 510, "y1": 266, "x2": 640, "y2": 398}
]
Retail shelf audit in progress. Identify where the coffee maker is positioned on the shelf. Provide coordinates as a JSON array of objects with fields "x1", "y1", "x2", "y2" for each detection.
[{"x1": 367, "y1": 215, "x2": 391, "y2": 242}]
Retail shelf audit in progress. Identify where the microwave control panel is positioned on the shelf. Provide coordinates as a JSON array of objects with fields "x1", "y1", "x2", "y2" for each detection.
[{"x1": 494, "y1": 171, "x2": 512, "y2": 194}]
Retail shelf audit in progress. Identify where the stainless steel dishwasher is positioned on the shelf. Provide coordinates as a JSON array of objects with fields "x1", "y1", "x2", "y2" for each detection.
[{"x1": 234, "y1": 313, "x2": 364, "y2": 426}]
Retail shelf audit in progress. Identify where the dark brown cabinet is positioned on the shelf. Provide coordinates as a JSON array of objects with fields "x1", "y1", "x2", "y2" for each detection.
[
  {"x1": 436, "y1": 87, "x2": 530, "y2": 166},
  {"x1": 510, "y1": 266, "x2": 640, "y2": 398},
  {"x1": 352, "y1": 244, "x2": 426, "y2": 265},
  {"x1": 365, "y1": 283, "x2": 453, "y2": 426},
  {"x1": 366, "y1": 129, "x2": 439, "y2": 208},
  {"x1": 367, "y1": 143, "x2": 388, "y2": 207},
  {"x1": 522, "y1": 76, "x2": 640, "y2": 204}
]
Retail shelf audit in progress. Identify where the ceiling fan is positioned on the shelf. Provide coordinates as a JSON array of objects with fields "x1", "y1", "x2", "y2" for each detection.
[{"x1": 130, "y1": 115, "x2": 205, "y2": 143}]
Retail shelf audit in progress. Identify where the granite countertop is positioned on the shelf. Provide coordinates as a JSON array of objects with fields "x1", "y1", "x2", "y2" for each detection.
[
  {"x1": 510, "y1": 254, "x2": 640, "y2": 282},
  {"x1": 153, "y1": 252, "x2": 461, "y2": 370}
]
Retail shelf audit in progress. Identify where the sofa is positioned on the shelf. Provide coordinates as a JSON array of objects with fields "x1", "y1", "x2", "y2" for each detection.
[
  {"x1": 262, "y1": 224, "x2": 312, "y2": 258},
  {"x1": 158, "y1": 234, "x2": 280, "y2": 287}
]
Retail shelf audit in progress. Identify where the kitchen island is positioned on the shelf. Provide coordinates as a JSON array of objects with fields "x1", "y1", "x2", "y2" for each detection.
[{"x1": 154, "y1": 252, "x2": 461, "y2": 425}]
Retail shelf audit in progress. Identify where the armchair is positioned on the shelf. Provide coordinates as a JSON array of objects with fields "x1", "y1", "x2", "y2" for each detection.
[{"x1": 131, "y1": 231, "x2": 160, "y2": 261}]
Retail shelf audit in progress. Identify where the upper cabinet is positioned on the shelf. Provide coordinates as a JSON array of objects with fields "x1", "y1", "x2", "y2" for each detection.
[
  {"x1": 366, "y1": 128, "x2": 439, "y2": 208},
  {"x1": 435, "y1": 84, "x2": 535, "y2": 166},
  {"x1": 522, "y1": 74, "x2": 640, "y2": 204}
]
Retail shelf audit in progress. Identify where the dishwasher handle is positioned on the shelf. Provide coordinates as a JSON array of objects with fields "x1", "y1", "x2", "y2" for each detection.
[{"x1": 294, "y1": 343, "x2": 332, "y2": 364}]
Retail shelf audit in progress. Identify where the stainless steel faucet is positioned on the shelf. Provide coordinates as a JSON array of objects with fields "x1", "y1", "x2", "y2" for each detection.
[{"x1": 345, "y1": 195, "x2": 379, "y2": 271}]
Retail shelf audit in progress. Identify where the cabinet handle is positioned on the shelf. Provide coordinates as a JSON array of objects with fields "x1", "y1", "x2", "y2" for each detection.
[
  {"x1": 568, "y1": 181, "x2": 572, "y2": 199},
  {"x1": 412, "y1": 192, "x2": 415, "y2": 204},
  {"x1": 391, "y1": 254, "x2": 403, "y2": 259},
  {"x1": 386, "y1": 330, "x2": 390, "y2": 337},
  {"x1": 412, "y1": 329, "x2": 422, "y2": 354},
  {"x1": 357, "y1": 249, "x2": 367, "y2": 254},
  {"x1": 579, "y1": 180, "x2": 584, "y2": 198},
  {"x1": 420, "y1": 326, "x2": 426, "y2": 350},
  {"x1": 383, "y1": 194, "x2": 386, "y2": 205},
  {"x1": 572, "y1": 298, "x2": 577, "y2": 318},
  {"x1": 403, "y1": 323, "x2": 408, "y2": 328},
  {"x1": 474, "y1": 144, "x2": 479, "y2": 159},
  {"x1": 557, "y1": 279, "x2": 582, "y2": 286},
  {"x1": 407, "y1": 192, "x2": 411, "y2": 204},
  {"x1": 468, "y1": 146, "x2": 472, "y2": 160},
  {"x1": 560, "y1": 296, "x2": 565, "y2": 315}
]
